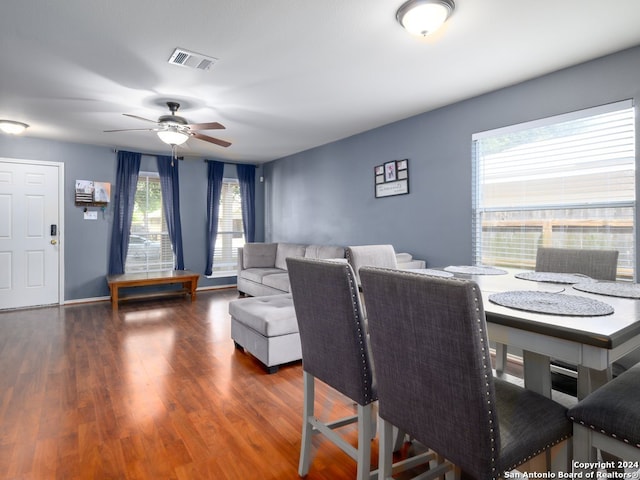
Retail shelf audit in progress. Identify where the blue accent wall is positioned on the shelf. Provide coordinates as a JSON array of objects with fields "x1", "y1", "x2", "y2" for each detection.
[
  {"x1": 0, "y1": 136, "x2": 265, "y2": 301},
  {"x1": 264, "y1": 46, "x2": 640, "y2": 270}
]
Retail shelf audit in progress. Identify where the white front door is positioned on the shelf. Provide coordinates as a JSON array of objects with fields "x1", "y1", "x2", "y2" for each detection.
[{"x1": 0, "y1": 159, "x2": 63, "y2": 309}]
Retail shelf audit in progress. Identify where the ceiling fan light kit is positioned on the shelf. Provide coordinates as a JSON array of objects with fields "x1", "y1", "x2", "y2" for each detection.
[
  {"x1": 0, "y1": 120, "x2": 29, "y2": 135},
  {"x1": 104, "y1": 101, "x2": 230, "y2": 154},
  {"x1": 396, "y1": 0, "x2": 455, "y2": 36},
  {"x1": 157, "y1": 127, "x2": 189, "y2": 146}
]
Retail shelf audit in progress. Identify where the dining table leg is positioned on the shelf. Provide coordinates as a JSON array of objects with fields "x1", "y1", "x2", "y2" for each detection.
[
  {"x1": 494, "y1": 343, "x2": 508, "y2": 374},
  {"x1": 576, "y1": 365, "x2": 619, "y2": 469},
  {"x1": 576, "y1": 365, "x2": 611, "y2": 400},
  {"x1": 522, "y1": 351, "x2": 552, "y2": 398},
  {"x1": 522, "y1": 352, "x2": 613, "y2": 401}
]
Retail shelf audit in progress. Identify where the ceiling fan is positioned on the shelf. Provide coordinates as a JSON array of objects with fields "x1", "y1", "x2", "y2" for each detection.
[{"x1": 104, "y1": 101, "x2": 231, "y2": 148}]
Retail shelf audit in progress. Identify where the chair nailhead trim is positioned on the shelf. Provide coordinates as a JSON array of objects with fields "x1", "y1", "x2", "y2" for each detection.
[
  {"x1": 501, "y1": 435, "x2": 572, "y2": 479},
  {"x1": 472, "y1": 285, "x2": 499, "y2": 474},
  {"x1": 345, "y1": 264, "x2": 374, "y2": 404},
  {"x1": 569, "y1": 416, "x2": 640, "y2": 449},
  {"x1": 362, "y1": 267, "x2": 575, "y2": 477}
]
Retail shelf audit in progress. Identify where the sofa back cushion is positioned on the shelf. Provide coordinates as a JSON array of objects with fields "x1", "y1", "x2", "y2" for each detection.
[
  {"x1": 243, "y1": 243, "x2": 278, "y2": 269},
  {"x1": 304, "y1": 244, "x2": 345, "y2": 260},
  {"x1": 275, "y1": 243, "x2": 307, "y2": 270}
]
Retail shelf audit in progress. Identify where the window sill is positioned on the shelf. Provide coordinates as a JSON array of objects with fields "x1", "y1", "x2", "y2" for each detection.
[{"x1": 206, "y1": 271, "x2": 237, "y2": 279}]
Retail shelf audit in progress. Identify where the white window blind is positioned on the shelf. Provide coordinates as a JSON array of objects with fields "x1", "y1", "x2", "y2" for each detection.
[
  {"x1": 125, "y1": 172, "x2": 175, "y2": 273},
  {"x1": 210, "y1": 179, "x2": 245, "y2": 276},
  {"x1": 472, "y1": 100, "x2": 636, "y2": 279}
]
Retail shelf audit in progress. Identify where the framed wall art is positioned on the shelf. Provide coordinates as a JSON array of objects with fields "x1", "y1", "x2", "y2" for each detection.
[
  {"x1": 75, "y1": 179, "x2": 111, "y2": 206},
  {"x1": 374, "y1": 159, "x2": 409, "y2": 198}
]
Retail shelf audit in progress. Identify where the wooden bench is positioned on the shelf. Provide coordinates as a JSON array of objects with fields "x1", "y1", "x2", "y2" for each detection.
[{"x1": 106, "y1": 270, "x2": 199, "y2": 308}]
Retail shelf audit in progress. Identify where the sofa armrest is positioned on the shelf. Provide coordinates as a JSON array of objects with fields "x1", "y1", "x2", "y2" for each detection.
[
  {"x1": 396, "y1": 252, "x2": 426, "y2": 270},
  {"x1": 237, "y1": 247, "x2": 244, "y2": 276},
  {"x1": 398, "y1": 259, "x2": 427, "y2": 269}
]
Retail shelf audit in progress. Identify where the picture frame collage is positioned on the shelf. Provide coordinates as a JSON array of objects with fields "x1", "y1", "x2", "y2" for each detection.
[{"x1": 374, "y1": 159, "x2": 409, "y2": 198}]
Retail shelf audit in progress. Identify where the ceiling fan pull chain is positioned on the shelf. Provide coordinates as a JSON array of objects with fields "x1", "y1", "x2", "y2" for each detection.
[{"x1": 171, "y1": 144, "x2": 177, "y2": 166}]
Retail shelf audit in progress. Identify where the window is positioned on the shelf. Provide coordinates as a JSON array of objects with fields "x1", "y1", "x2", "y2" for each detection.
[
  {"x1": 210, "y1": 179, "x2": 245, "y2": 276},
  {"x1": 125, "y1": 172, "x2": 175, "y2": 273},
  {"x1": 472, "y1": 100, "x2": 636, "y2": 279}
]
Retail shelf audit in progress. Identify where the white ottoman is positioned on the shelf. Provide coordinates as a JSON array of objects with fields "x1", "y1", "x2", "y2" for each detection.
[{"x1": 229, "y1": 293, "x2": 301, "y2": 373}]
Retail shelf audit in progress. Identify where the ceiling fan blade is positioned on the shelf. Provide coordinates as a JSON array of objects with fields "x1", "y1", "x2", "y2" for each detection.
[
  {"x1": 192, "y1": 132, "x2": 232, "y2": 148},
  {"x1": 186, "y1": 121, "x2": 225, "y2": 130},
  {"x1": 104, "y1": 127, "x2": 160, "y2": 132},
  {"x1": 122, "y1": 113, "x2": 158, "y2": 123}
]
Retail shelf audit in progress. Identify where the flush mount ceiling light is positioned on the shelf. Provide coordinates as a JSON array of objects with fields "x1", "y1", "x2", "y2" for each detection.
[
  {"x1": 0, "y1": 120, "x2": 29, "y2": 135},
  {"x1": 396, "y1": 0, "x2": 455, "y2": 36},
  {"x1": 157, "y1": 126, "x2": 189, "y2": 146}
]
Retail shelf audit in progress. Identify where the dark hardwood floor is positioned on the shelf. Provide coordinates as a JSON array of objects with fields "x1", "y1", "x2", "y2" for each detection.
[
  {"x1": 0, "y1": 289, "x2": 527, "y2": 479},
  {"x1": 0, "y1": 289, "x2": 389, "y2": 479}
]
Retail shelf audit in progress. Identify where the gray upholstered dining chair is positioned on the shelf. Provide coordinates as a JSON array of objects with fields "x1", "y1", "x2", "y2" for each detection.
[
  {"x1": 568, "y1": 362, "x2": 640, "y2": 464},
  {"x1": 495, "y1": 247, "x2": 621, "y2": 383},
  {"x1": 535, "y1": 247, "x2": 619, "y2": 280},
  {"x1": 360, "y1": 267, "x2": 573, "y2": 480},
  {"x1": 346, "y1": 244, "x2": 398, "y2": 285},
  {"x1": 536, "y1": 247, "x2": 621, "y2": 396},
  {"x1": 286, "y1": 257, "x2": 377, "y2": 479}
]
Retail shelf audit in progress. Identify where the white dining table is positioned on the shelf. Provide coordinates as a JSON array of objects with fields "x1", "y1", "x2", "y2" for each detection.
[{"x1": 449, "y1": 268, "x2": 640, "y2": 400}]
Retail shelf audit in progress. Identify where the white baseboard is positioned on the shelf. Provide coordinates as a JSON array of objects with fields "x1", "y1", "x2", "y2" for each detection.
[{"x1": 63, "y1": 284, "x2": 238, "y2": 305}]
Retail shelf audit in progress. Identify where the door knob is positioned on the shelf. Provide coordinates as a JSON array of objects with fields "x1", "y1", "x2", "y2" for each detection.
[{"x1": 50, "y1": 239, "x2": 57, "y2": 245}]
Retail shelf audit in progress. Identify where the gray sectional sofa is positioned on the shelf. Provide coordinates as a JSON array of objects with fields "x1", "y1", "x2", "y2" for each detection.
[
  {"x1": 236, "y1": 242, "x2": 426, "y2": 297},
  {"x1": 236, "y1": 243, "x2": 346, "y2": 297},
  {"x1": 232, "y1": 242, "x2": 427, "y2": 372}
]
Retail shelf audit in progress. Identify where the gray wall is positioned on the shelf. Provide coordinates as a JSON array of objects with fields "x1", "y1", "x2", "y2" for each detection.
[
  {"x1": 0, "y1": 136, "x2": 265, "y2": 301},
  {"x1": 3, "y1": 45, "x2": 639, "y2": 302},
  {"x1": 264, "y1": 45, "x2": 640, "y2": 270}
]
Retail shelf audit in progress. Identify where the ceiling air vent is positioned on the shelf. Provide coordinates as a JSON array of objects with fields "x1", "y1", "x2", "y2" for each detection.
[{"x1": 168, "y1": 48, "x2": 217, "y2": 71}]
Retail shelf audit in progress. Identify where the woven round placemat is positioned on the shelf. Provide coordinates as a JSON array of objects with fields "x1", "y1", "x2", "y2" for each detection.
[
  {"x1": 573, "y1": 282, "x2": 640, "y2": 299},
  {"x1": 444, "y1": 265, "x2": 507, "y2": 275},
  {"x1": 488, "y1": 291, "x2": 614, "y2": 316},
  {"x1": 515, "y1": 271, "x2": 597, "y2": 284},
  {"x1": 409, "y1": 269, "x2": 454, "y2": 278}
]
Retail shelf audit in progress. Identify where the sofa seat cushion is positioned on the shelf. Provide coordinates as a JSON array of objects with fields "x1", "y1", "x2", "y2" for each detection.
[
  {"x1": 229, "y1": 294, "x2": 298, "y2": 337},
  {"x1": 240, "y1": 267, "x2": 284, "y2": 284},
  {"x1": 275, "y1": 243, "x2": 307, "y2": 270},
  {"x1": 262, "y1": 272, "x2": 291, "y2": 292}
]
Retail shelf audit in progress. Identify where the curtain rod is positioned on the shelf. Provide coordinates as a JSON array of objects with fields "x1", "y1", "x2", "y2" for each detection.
[
  {"x1": 112, "y1": 148, "x2": 183, "y2": 160},
  {"x1": 203, "y1": 159, "x2": 258, "y2": 168},
  {"x1": 112, "y1": 149, "x2": 258, "y2": 167}
]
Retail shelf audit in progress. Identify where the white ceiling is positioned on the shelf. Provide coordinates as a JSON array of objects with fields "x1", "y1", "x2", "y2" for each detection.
[{"x1": 2, "y1": 1, "x2": 640, "y2": 164}]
